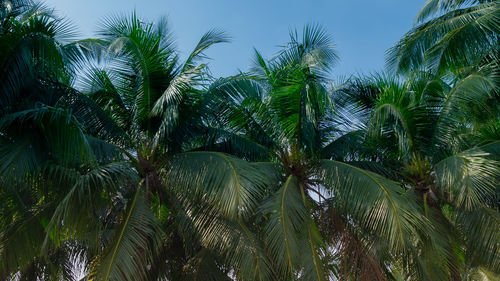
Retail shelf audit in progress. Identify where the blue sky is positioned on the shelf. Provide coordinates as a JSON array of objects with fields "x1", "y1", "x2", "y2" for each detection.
[{"x1": 44, "y1": 0, "x2": 426, "y2": 78}]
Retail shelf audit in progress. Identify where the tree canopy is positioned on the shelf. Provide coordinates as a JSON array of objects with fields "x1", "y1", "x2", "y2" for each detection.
[{"x1": 0, "y1": 0, "x2": 499, "y2": 280}]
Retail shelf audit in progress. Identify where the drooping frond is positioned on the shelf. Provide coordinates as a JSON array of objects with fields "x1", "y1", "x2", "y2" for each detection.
[
  {"x1": 388, "y1": 2, "x2": 500, "y2": 73},
  {"x1": 165, "y1": 152, "x2": 275, "y2": 219},
  {"x1": 177, "y1": 198, "x2": 272, "y2": 281},
  {"x1": 195, "y1": 127, "x2": 271, "y2": 161},
  {"x1": 42, "y1": 161, "x2": 137, "y2": 252},
  {"x1": 319, "y1": 160, "x2": 430, "y2": 252},
  {"x1": 433, "y1": 67, "x2": 499, "y2": 151},
  {"x1": 434, "y1": 143, "x2": 500, "y2": 209},
  {"x1": 183, "y1": 29, "x2": 230, "y2": 70},
  {"x1": 58, "y1": 87, "x2": 130, "y2": 146},
  {"x1": 417, "y1": 0, "x2": 485, "y2": 22},
  {"x1": 203, "y1": 75, "x2": 277, "y2": 151},
  {"x1": 0, "y1": 206, "x2": 50, "y2": 276},
  {"x1": 0, "y1": 105, "x2": 96, "y2": 170},
  {"x1": 88, "y1": 187, "x2": 162, "y2": 281},
  {"x1": 457, "y1": 206, "x2": 500, "y2": 271},
  {"x1": 260, "y1": 175, "x2": 328, "y2": 281},
  {"x1": 261, "y1": 175, "x2": 306, "y2": 278}
]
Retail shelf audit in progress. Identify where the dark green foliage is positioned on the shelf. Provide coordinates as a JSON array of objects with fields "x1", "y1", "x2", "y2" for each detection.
[{"x1": 0, "y1": 1, "x2": 498, "y2": 281}]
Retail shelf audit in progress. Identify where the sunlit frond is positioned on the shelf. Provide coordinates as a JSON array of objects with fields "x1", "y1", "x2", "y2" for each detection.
[
  {"x1": 88, "y1": 187, "x2": 162, "y2": 281},
  {"x1": 166, "y1": 152, "x2": 275, "y2": 219},
  {"x1": 319, "y1": 160, "x2": 429, "y2": 252},
  {"x1": 434, "y1": 143, "x2": 500, "y2": 209},
  {"x1": 388, "y1": 2, "x2": 500, "y2": 73}
]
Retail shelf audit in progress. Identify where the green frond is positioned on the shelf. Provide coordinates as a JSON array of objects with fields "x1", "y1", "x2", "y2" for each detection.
[
  {"x1": 182, "y1": 249, "x2": 233, "y2": 281},
  {"x1": 434, "y1": 144, "x2": 500, "y2": 209},
  {"x1": 195, "y1": 127, "x2": 271, "y2": 161},
  {"x1": 166, "y1": 152, "x2": 275, "y2": 219},
  {"x1": 58, "y1": 87, "x2": 130, "y2": 146},
  {"x1": 457, "y1": 206, "x2": 500, "y2": 271},
  {"x1": 204, "y1": 76, "x2": 276, "y2": 149},
  {"x1": 178, "y1": 200, "x2": 272, "y2": 281},
  {"x1": 388, "y1": 2, "x2": 500, "y2": 73},
  {"x1": 319, "y1": 160, "x2": 429, "y2": 252},
  {"x1": 88, "y1": 187, "x2": 162, "y2": 281},
  {"x1": 269, "y1": 73, "x2": 332, "y2": 153},
  {"x1": 281, "y1": 24, "x2": 339, "y2": 73},
  {"x1": 416, "y1": 0, "x2": 484, "y2": 22},
  {"x1": 433, "y1": 67, "x2": 499, "y2": 149},
  {"x1": 0, "y1": 105, "x2": 96, "y2": 169},
  {"x1": 261, "y1": 175, "x2": 306, "y2": 278},
  {"x1": 259, "y1": 176, "x2": 328, "y2": 281},
  {"x1": 183, "y1": 29, "x2": 230, "y2": 70},
  {"x1": 300, "y1": 218, "x2": 327, "y2": 281},
  {"x1": 0, "y1": 208, "x2": 50, "y2": 276},
  {"x1": 371, "y1": 88, "x2": 422, "y2": 157},
  {"x1": 42, "y1": 161, "x2": 137, "y2": 252}
]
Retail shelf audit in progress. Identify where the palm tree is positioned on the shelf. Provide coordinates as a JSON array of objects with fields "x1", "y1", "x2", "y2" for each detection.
[
  {"x1": 383, "y1": 1, "x2": 500, "y2": 278},
  {"x1": 198, "y1": 25, "x2": 438, "y2": 281},
  {"x1": 335, "y1": 69, "x2": 500, "y2": 280},
  {"x1": 0, "y1": 1, "x2": 139, "y2": 280},
  {"x1": 0, "y1": 3, "x2": 247, "y2": 280},
  {"x1": 52, "y1": 12, "x2": 275, "y2": 281}
]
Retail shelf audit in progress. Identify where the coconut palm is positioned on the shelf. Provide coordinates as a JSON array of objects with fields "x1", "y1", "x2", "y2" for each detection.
[
  {"x1": 65, "y1": 12, "x2": 282, "y2": 281},
  {"x1": 0, "y1": 2, "x2": 232, "y2": 280},
  {"x1": 0, "y1": 4, "x2": 287, "y2": 280},
  {"x1": 0, "y1": 1, "x2": 139, "y2": 280},
  {"x1": 335, "y1": 68, "x2": 500, "y2": 280},
  {"x1": 383, "y1": 1, "x2": 500, "y2": 278},
  {"x1": 196, "y1": 25, "x2": 439, "y2": 281}
]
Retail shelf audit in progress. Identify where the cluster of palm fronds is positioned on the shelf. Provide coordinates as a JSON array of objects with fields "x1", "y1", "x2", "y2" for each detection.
[{"x1": 0, "y1": 0, "x2": 499, "y2": 280}]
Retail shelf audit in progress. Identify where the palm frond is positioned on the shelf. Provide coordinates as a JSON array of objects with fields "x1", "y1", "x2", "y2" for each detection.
[
  {"x1": 183, "y1": 29, "x2": 230, "y2": 70},
  {"x1": 88, "y1": 187, "x2": 162, "y2": 281},
  {"x1": 319, "y1": 160, "x2": 429, "y2": 252},
  {"x1": 279, "y1": 24, "x2": 339, "y2": 73},
  {"x1": 178, "y1": 198, "x2": 272, "y2": 281},
  {"x1": 457, "y1": 206, "x2": 500, "y2": 271},
  {"x1": 433, "y1": 67, "x2": 499, "y2": 150},
  {"x1": 261, "y1": 175, "x2": 305, "y2": 278},
  {"x1": 165, "y1": 152, "x2": 275, "y2": 219},
  {"x1": 417, "y1": 0, "x2": 484, "y2": 22},
  {"x1": 434, "y1": 143, "x2": 500, "y2": 209},
  {"x1": 0, "y1": 105, "x2": 96, "y2": 169},
  {"x1": 42, "y1": 161, "x2": 137, "y2": 252},
  {"x1": 388, "y1": 2, "x2": 500, "y2": 73}
]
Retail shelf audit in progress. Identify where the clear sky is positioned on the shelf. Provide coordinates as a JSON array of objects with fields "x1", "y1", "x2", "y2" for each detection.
[{"x1": 44, "y1": 0, "x2": 426, "y2": 78}]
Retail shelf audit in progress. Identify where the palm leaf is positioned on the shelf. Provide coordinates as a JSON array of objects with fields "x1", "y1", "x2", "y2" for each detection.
[
  {"x1": 434, "y1": 143, "x2": 500, "y2": 209},
  {"x1": 261, "y1": 175, "x2": 305, "y2": 278},
  {"x1": 165, "y1": 152, "x2": 274, "y2": 219},
  {"x1": 388, "y1": 2, "x2": 500, "y2": 73},
  {"x1": 319, "y1": 160, "x2": 429, "y2": 252},
  {"x1": 183, "y1": 29, "x2": 230, "y2": 70},
  {"x1": 88, "y1": 186, "x2": 162, "y2": 281}
]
